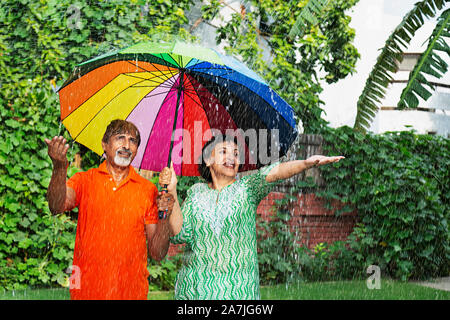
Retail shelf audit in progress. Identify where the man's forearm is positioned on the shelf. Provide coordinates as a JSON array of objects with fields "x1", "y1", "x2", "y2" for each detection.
[
  {"x1": 148, "y1": 220, "x2": 171, "y2": 261},
  {"x1": 47, "y1": 164, "x2": 68, "y2": 214},
  {"x1": 169, "y1": 196, "x2": 183, "y2": 236}
]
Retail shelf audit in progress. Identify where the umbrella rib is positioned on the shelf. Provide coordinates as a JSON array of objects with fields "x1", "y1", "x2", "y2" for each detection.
[
  {"x1": 124, "y1": 59, "x2": 174, "y2": 81},
  {"x1": 154, "y1": 53, "x2": 182, "y2": 74},
  {"x1": 122, "y1": 73, "x2": 174, "y2": 86},
  {"x1": 183, "y1": 72, "x2": 232, "y2": 93},
  {"x1": 123, "y1": 76, "x2": 176, "y2": 90},
  {"x1": 182, "y1": 89, "x2": 205, "y2": 110},
  {"x1": 182, "y1": 75, "x2": 210, "y2": 110},
  {"x1": 130, "y1": 84, "x2": 176, "y2": 89},
  {"x1": 124, "y1": 60, "x2": 177, "y2": 86},
  {"x1": 184, "y1": 58, "x2": 202, "y2": 69},
  {"x1": 155, "y1": 56, "x2": 181, "y2": 84},
  {"x1": 142, "y1": 88, "x2": 176, "y2": 100},
  {"x1": 186, "y1": 74, "x2": 212, "y2": 115},
  {"x1": 173, "y1": 53, "x2": 185, "y2": 70},
  {"x1": 189, "y1": 66, "x2": 236, "y2": 76},
  {"x1": 189, "y1": 72, "x2": 293, "y2": 135},
  {"x1": 189, "y1": 70, "x2": 284, "y2": 124}
]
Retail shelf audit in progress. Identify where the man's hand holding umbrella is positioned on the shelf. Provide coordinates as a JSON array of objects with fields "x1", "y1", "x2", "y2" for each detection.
[{"x1": 156, "y1": 163, "x2": 183, "y2": 236}]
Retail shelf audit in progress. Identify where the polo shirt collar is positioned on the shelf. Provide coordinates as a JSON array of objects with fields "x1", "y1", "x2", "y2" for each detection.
[{"x1": 98, "y1": 161, "x2": 141, "y2": 183}]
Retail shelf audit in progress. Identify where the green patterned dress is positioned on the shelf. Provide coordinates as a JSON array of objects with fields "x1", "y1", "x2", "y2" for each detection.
[{"x1": 170, "y1": 162, "x2": 279, "y2": 300}]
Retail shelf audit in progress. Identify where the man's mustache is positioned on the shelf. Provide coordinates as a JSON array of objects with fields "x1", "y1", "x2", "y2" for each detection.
[{"x1": 116, "y1": 148, "x2": 132, "y2": 157}]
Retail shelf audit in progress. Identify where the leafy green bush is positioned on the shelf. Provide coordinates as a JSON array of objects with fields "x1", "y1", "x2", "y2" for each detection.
[
  {"x1": 257, "y1": 127, "x2": 449, "y2": 283},
  {"x1": 147, "y1": 255, "x2": 182, "y2": 291},
  {"x1": 257, "y1": 195, "x2": 302, "y2": 285},
  {"x1": 0, "y1": 0, "x2": 194, "y2": 290},
  {"x1": 318, "y1": 126, "x2": 449, "y2": 280},
  {"x1": 295, "y1": 224, "x2": 377, "y2": 282}
]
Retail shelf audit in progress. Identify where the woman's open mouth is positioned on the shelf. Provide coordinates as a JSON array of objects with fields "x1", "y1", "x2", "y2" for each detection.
[{"x1": 223, "y1": 162, "x2": 235, "y2": 169}]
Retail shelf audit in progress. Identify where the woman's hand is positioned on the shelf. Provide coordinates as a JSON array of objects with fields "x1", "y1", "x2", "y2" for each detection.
[
  {"x1": 166, "y1": 162, "x2": 178, "y2": 197},
  {"x1": 304, "y1": 155, "x2": 345, "y2": 169}
]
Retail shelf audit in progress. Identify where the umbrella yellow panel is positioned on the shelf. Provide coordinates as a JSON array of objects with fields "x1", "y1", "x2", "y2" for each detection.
[
  {"x1": 59, "y1": 61, "x2": 178, "y2": 120},
  {"x1": 62, "y1": 70, "x2": 177, "y2": 155}
]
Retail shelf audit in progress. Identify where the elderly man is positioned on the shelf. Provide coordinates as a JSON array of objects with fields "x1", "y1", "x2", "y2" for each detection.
[{"x1": 44, "y1": 119, "x2": 179, "y2": 300}]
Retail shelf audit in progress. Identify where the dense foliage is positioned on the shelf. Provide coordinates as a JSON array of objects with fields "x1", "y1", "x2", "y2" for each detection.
[
  {"x1": 308, "y1": 127, "x2": 448, "y2": 281},
  {"x1": 319, "y1": 126, "x2": 449, "y2": 280},
  {"x1": 258, "y1": 127, "x2": 449, "y2": 283},
  {"x1": 207, "y1": 0, "x2": 360, "y2": 132},
  {"x1": 257, "y1": 198, "x2": 301, "y2": 285},
  {"x1": 0, "y1": 0, "x2": 195, "y2": 290}
]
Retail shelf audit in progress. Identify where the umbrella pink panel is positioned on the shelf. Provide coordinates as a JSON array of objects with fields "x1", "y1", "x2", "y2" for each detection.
[
  {"x1": 128, "y1": 74, "x2": 179, "y2": 170},
  {"x1": 139, "y1": 75, "x2": 184, "y2": 173}
]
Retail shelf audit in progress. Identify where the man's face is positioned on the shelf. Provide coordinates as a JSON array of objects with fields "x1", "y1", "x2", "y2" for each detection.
[{"x1": 102, "y1": 132, "x2": 139, "y2": 168}]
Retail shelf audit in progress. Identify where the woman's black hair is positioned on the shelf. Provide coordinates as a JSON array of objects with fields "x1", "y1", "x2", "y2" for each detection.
[{"x1": 198, "y1": 134, "x2": 243, "y2": 182}]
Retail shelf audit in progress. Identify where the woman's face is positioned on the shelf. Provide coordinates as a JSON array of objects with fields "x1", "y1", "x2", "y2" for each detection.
[{"x1": 207, "y1": 141, "x2": 240, "y2": 179}]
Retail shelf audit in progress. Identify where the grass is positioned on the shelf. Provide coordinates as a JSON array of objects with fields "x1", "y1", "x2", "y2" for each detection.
[
  {"x1": 261, "y1": 280, "x2": 450, "y2": 300},
  {"x1": 0, "y1": 280, "x2": 448, "y2": 300}
]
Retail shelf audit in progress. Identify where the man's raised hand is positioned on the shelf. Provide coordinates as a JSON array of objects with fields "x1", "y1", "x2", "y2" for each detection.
[{"x1": 44, "y1": 136, "x2": 69, "y2": 169}]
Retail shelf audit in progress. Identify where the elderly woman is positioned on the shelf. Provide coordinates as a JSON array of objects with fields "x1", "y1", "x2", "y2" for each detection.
[{"x1": 167, "y1": 134, "x2": 344, "y2": 300}]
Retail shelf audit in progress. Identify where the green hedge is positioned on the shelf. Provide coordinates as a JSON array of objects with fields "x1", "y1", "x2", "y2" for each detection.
[
  {"x1": 319, "y1": 126, "x2": 449, "y2": 280},
  {"x1": 0, "y1": 0, "x2": 195, "y2": 291},
  {"x1": 258, "y1": 127, "x2": 449, "y2": 283}
]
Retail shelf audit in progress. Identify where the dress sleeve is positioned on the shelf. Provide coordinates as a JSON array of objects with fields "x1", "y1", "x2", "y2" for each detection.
[
  {"x1": 170, "y1": 184, "x2": 196, "y2": 246},
  {"x1": 242, "y1": 161, "x2": 281, "y2": 205}
]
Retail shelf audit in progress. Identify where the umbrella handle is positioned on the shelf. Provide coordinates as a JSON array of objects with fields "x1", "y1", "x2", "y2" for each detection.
[
  {"x1": 158, "y1": 186, "x2": 169, "y2": 220},
  {"x1": 158, "y1": 167, "x2": 172, "y2": 220}
]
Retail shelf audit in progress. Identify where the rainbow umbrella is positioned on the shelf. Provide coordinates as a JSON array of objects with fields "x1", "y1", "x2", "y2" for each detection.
[{"x1": 58, "y1": 41, "x2": 298, "y2": 176}]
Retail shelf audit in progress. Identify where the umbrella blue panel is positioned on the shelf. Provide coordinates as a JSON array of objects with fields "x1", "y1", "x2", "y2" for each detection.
[{"x1": 188, "y1": 62, "x2": 296, "y2": 129}]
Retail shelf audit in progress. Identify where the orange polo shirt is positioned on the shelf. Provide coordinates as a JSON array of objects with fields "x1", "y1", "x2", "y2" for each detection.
[{"x1": 66, "y1": 161, "x2": 158, "y2": 300}]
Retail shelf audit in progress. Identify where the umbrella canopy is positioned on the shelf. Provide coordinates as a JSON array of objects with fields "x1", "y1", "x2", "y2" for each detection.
[{"x1": 58, "y1": 41, "x2": 298, "y2": 176}]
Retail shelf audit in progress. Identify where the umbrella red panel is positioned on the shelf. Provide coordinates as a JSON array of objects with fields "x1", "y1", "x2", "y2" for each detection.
[
  {"x1": 188, "y1": 76, "x2": 257, "y2": 171},
  {"x1": 180, "y1": 74, "x2": 212, "y2": 176}
]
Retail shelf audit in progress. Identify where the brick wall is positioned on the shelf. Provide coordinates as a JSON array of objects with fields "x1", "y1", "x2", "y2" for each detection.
[{"x1": 257, "y1": 191, "x2": 358, "y2": 249}]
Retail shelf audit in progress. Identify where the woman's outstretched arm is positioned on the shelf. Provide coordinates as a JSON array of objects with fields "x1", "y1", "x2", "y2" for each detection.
[{"x1": 265, "y1": 155, "x2": 344, "y2": 183}]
